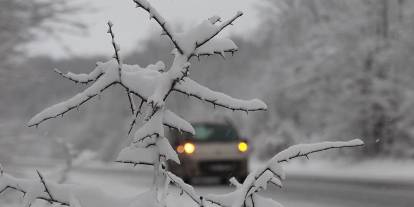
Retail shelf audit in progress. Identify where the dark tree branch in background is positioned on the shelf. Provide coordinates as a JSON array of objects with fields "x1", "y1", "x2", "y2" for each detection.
[{"x1": 0, "y1": 0, "x2": 87, "y2": 68}]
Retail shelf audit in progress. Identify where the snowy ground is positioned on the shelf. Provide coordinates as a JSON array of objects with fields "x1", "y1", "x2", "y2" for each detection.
[
  {"x1": 281, "y1": 158, "x2": 414, "y2": 185},
  {"x1": 1, "y1": 159, "x2": 414, "y2": 207}
]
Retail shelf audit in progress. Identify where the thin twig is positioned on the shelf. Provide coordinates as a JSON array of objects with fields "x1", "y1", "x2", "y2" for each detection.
[
  {"x1": 36, "y1": 170, "x2": 54, "y2": 203},
  {"x1": 128, "y1": 99, "x2": 145, "y2": 135},
  {"x1": 107, "y1": 21, "x2": 123, "y2": 80},
  {"x1": 132, "y1": 0, "x2": 184, "y2": 54}
]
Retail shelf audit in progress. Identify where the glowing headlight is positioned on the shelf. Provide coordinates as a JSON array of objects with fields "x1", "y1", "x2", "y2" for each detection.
[
  {"x1": 238, "y1": 141, "x2": 248, "y2": 152},
  {"x1": 183, "y1": 143, "x2": 195, "y2": 154},
  {"x1": 176, "y1": 145, "x2": 185, "y2": 154}
]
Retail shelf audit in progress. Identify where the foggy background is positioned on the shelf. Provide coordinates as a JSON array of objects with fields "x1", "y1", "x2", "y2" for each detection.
[{"x1": 1, "y1": 0, "x2": 414, "y2": 163}]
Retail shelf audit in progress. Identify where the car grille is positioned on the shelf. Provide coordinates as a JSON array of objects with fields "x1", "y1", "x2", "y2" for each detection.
[{"x1": 198, "y1": 160, "x2": 242, "y2": 176}]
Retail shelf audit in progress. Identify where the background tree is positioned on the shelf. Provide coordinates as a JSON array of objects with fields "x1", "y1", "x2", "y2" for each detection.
[
  {"x1": 0, "y1": 0, "x2": 85, "y2": 70},
  {"x1": 252, "y1": 0, "x2": 414, "y2": 158},
  {"x1": 0, "y1": 0, "x2": 86, "y2": 164}
]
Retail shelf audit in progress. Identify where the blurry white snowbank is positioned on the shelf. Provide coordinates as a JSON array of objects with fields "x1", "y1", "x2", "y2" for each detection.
[
  {"x1": 8, "y1": 158, "x2": 153, "y2": 177},
  {"x1": 250, "y1": 157, "x2": 414, "y2": 185}
]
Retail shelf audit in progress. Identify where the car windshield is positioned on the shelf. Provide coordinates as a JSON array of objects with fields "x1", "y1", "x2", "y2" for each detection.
[{"x1": 192, "y1": 123, "x2": 238, "y2": 142}]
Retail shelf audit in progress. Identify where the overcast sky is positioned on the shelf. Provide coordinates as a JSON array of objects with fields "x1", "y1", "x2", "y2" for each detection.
[{"x1": 26, "y1": 0, "x2": 262, "y2": 59}]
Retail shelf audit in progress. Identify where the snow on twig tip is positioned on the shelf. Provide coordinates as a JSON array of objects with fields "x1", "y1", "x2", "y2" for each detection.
[
  {"x1": 208, "y1": 16, "x2": 221, "y2": 24},
  {"x1": 107, "y1": 21, "x2": 113, "y2": 27}
]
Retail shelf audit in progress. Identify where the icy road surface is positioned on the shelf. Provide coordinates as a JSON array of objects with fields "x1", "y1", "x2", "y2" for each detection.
[{"x1": 2, "y1": 165, "x2": 414, "y2": 207}]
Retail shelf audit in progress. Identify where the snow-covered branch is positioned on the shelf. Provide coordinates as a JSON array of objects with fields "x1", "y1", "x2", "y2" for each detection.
[
  {"x1": 28, "y1": 60, "x2": 158, "y2": 127},
  {"x1": 174, "y1": 77, "x2": 267, "y2": 112},
  {"x1": 194, "y1": 11, "x2": 243, "y2": 51},
  {"x1": 28, "y1": 60, "x2": 120, "y2": 127},
  {"x1": 0, "y1": 173, "x2": 70, "y2": 206},
  {"x1": 228, "y1": 139, "x2": 364, "y2": 207},
  {"x1": 163, "y1": 110, "x2": 195, "y2": 135},
  {"x1": 0, "y1": 170, "x2": 150, "y2": 207},
  {"x1": 132, "y1": 0, "x2": 184, "y2": 54},
  {"x1": 54, "y1": 65, "x2": 104, "y2": 84},
  {"x1": 133, "y1": 108, "x2": 164, "y2": 142},
  {"x1": 164, "y1": 171, "x2": 204, "y2": 206},
  {"x1": 204, "y1": 140, "x2": 364, "y2": 207},
  {"x1": 193, "y1": 38, "x2": 238, "y2": 58},
  {"x1": 273, "y1": 139, "x2": 364, "y2": 163}
]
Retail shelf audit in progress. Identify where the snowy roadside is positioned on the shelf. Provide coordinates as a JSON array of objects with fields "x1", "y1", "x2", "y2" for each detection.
[
  {"x1": 10, "y1": 156, "x2": 414, "y2": 186},
  {"x1": 250, "y1": 157, "x2": 414, "y2": 186}
]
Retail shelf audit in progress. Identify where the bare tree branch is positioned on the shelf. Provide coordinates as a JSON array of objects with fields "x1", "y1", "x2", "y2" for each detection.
[
  {"x1": 128, "y1": 98, "x2": 145, "y2": 134},
  {"x1": 36, "y1": 170, "x2": 54, "y2": 203},
  {"x1": 127, "y1": 91, "x2": 136, "y2": 115},
  {"x1": 107, "y1": 21, "x2": 122, "y2": 79},
  {"x1": 132, "y1": 0, "x2": 184, "y2": 54}
]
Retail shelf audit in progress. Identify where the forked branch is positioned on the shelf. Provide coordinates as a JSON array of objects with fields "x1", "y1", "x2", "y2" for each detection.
[
  {"x1": 36, "y1": 170, "x2": 54, "y2": 203},
  {"x1": 0, "y1": 173, "x2": 70, "y2": 206},
  {"x1": 194, "y1": 11, "x2": 243, "y2": 50},
  {"x1": 232, "y1": 139, "x2": 364, "y2": 207}
]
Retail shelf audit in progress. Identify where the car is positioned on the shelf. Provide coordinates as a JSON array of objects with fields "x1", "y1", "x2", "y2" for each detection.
[{"x1": 167, "y1": 122, "x2": 249, "y2": 184}]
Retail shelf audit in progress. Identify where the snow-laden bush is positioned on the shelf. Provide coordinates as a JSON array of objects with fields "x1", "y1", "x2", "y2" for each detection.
[{"x1": 0, "y1": 1, "x2": 364, "y2": 207}]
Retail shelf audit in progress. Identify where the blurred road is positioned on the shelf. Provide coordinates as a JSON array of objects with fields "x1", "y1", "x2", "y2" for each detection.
[
  {"x1": 78, "y1": 166, "x2": 414, "y2": 207},
  {"x1": 4, "y1": 165, "x2": 414, "y2": 207},
  {"x1": 263, "y1": 174, "x2": 414, "y2": 207}
]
